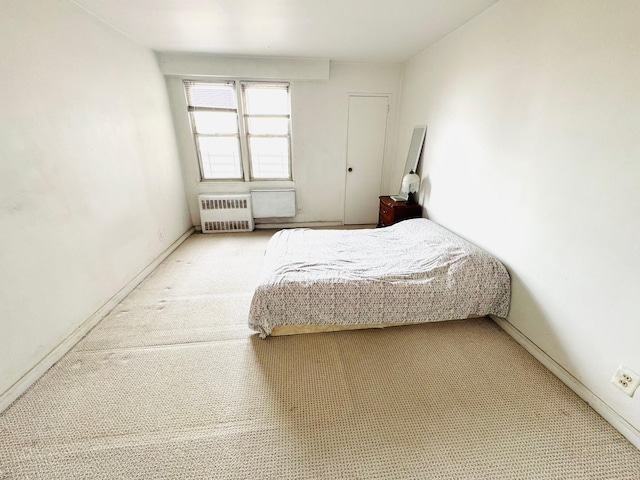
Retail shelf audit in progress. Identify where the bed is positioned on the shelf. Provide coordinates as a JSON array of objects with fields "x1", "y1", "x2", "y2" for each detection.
[{"x1": 248, "y1": 218, "x2": 510, "y2": 338}]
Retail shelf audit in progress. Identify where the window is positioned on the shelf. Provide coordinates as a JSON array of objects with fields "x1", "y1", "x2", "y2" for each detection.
[
  {"x1": 184, "y1": 80, "x2": 292, "y2": 181},
  {"x1": 184, "y1": 81, "x2": 242, "y2": 180},
  {"x1": 242, "y1": 83, "x2": 291, "y2": 179}
]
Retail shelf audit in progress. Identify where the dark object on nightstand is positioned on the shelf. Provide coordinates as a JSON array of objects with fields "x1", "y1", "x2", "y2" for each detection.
[{"x1": 377, "y1": 196, "x2": 422, "y2": 228}]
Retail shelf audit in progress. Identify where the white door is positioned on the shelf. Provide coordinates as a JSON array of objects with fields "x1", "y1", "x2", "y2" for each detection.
[{"x1": 344, "y1": 95, "x2": 390, "y2": 225}]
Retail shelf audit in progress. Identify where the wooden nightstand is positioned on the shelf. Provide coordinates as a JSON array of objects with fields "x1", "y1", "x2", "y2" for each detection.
[{"x1": 377, "y1": 196, "x2": 422, "y2": 228}]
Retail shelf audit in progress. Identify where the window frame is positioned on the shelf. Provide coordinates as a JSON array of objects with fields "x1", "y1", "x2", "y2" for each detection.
[
  {"x1": 241, "y1": 82, "x2": 293, "y2": 181},
  {"x1": 184, "y1": 80, "x2": 243, "y2": 181},
  {"x1": 184, "y1": 79, "x2": 293, "y2": 183}
]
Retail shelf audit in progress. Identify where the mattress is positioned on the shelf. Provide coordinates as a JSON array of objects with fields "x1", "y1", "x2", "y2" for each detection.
[{"x1": 248, "y1": 218, "x2": 510, "y2": 338}]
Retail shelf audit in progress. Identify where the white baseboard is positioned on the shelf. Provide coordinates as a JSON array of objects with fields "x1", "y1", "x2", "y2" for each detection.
[
  {"x1": 0, "y1": 227, "x2": 194, "y2": 414},
  {"x1": 491, "y1": 315, "x2": 640, "y2": 450}
]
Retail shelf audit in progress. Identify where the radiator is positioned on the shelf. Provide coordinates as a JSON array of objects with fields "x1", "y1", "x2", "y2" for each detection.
[
  {"x1": 198, "y1": 194, "x2": 254, "y2": 233},
  {"x1": 250, "y1": 189, "x2": 296, "y2": 218}
]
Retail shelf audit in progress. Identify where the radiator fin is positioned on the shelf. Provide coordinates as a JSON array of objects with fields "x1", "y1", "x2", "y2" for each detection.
[
  {"x1": 202, "y1": 220, "x2": 252, "y2": 232},
  {"x1": 201, "y1": 198, "x2": 248, "y2": 210}
]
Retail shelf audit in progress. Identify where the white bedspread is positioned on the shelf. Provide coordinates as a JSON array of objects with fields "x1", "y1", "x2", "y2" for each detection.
[{"x1": 249, "y1": 218, "x2": 510, "y2": 337}]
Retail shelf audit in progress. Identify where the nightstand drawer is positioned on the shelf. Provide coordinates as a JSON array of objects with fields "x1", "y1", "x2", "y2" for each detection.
[
  {"x1": 379, "y1": 203, "x2": 391, "y2": 217},
  {"x1": 378, "y1": 209, "x2": 394, "y2": 227}
]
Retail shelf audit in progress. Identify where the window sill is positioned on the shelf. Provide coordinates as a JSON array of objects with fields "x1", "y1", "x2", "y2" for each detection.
[{"x1": 196, "y1": 179, "x2": 295, "y2": 194}]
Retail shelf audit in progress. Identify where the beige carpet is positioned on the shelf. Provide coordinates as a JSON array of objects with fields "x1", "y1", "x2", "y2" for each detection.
[{"x1": 1, "y1": 231, "x2": 639, "y2": 479}]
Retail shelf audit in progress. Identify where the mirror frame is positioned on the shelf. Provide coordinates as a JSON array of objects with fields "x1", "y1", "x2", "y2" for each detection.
[{"x1": 397, "y1": 125, "x2": 427, "y2": 196}]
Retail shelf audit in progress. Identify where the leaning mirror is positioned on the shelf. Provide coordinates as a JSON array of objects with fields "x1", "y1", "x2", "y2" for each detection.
[{"x1": 392, "y1": 125, "x2": 427, "y2": 201}]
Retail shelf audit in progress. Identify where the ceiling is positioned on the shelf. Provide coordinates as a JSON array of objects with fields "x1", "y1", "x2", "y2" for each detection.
[{"x1": 71, "y1": 0, "x2": 498, "y2": 63}]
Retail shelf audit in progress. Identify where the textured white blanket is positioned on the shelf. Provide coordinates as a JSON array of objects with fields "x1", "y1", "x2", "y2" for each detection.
[{"x1": 249, "y1": 219, "x2": 510, "y2": 337}]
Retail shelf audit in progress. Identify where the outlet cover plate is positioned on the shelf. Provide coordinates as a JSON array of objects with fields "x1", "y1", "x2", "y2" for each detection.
[{"x1": 611, "y1": 365, "x2": 640, "y2": 397}]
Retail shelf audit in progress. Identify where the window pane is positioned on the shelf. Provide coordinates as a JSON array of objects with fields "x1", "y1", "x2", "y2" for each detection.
[
  {"x1": 249, "y1": 137, "x2": 290, "y2": 179},
  {"x1": 192, "y1": 111, "x2": 238, "y2": 135},
  {"x1": 197, "y1": 136, "x2": 242, "y2": 179},
  {"x1": 244, "y1": 86, "x2": 289, "y2": 115},
  {"x1": 246, "y1": 117, "x2": 289, "y2": 135},
  {"x1": 185, "y1": 82, "x2": 236, "y2": 109}
]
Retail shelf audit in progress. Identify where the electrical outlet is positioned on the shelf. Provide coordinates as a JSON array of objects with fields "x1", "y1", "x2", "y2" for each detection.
[
  {"x1": 157, "y1": 229, "x2": 164, "y2": 242},
  {"x1": 611, "y1": 365, "x2": 640, "y2": 397}
]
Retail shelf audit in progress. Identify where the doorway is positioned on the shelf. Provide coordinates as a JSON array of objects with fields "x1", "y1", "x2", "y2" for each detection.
[{"x1": 343, "y1": 95, "x2": 390, "y2": 225}]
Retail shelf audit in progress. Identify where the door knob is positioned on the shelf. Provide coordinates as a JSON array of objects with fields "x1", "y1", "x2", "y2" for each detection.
[{"x1": 347, "y1": 167, "x2": 353, "y2": 172}]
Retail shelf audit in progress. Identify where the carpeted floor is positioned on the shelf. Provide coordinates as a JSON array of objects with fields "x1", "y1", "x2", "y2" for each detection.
[{"x1": 1, "y1": 231, "x2": 639, "y2": 479}]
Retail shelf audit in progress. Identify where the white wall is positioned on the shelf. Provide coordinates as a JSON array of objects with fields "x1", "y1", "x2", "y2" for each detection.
[
  {"x1": 0, "y1": 0, "x2": 191, "y2": 398},
  {"x1": 165, "y1": 60, "x2": 403, "y2": 226},
  {"x1": 396, "y1": 0, "x2": 640, "y2": 433}
]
